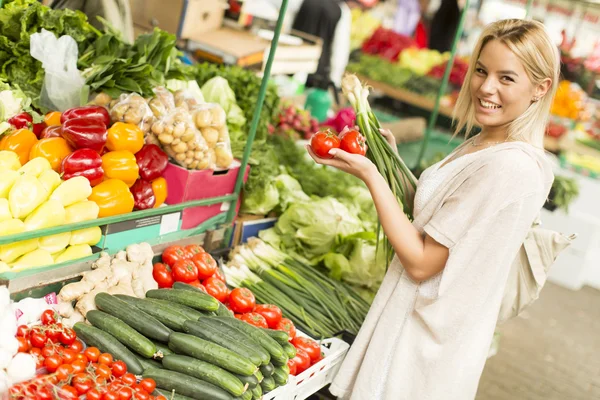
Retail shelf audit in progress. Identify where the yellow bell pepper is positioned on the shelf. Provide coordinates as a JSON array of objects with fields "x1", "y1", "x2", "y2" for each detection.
[
  {"x1": 64, "y1": 201, "x2": 100, "y2": 224},
  {"x1": 89, "y1": 179, "x2": 135, "y2": 218},
  {"x1": 0, "y1": 199, "x2": 11, "y2": 222},
  {"x1": 11, "y1": 249, "x2": 53, "y2": 271},
  {"x1": 0, "y1": 238, "x2": 38, "y2": 263},
  {"x1": 29, "y1": 138, "x2": 73, "y2": 172},
  {"x1": 38, "y1": 170, "x2": 62, "y2": 195},
  {"x1": 24, "y1": 199, "x2": 66, "y2": 231},
  {"x1": 55, "y1": 244, "x2": 92, "y2": 264},
  {"x1": 70, "y1": 227, "x2": 102, "y2": 246},
  {"x1": 0, "y1": 170, "x2": 19, "y2": 199},
  {"x1": 106, "y1": 122, "x2": 145, "y2": 154},
  {"x1": 0, "y1": 129, "x2": 37, "y2": 165},
  {"x1": 44, "y1": 111, "x2": 62, "y2": 127},
  {"x1": 0, "y1": 219, "x2": 25, "y2": 236},
  {"x1": 0, "y1": 261, "x2": 9, "y2": 273},
  {"x1": 9, "y1": 174, "x2": 47, "y2": 219},
  {"x1": 18, "y1": 157, "x2": 52, "y2": 178},
  {"x1": 152, "y1": 177, "x2": 167, "y2": 208},
  {"x1": 0, "y1": 150, "x2": 21, "y2": 171},
  {"x1": 101, "y1": 151, "x2": 139, "y2": 187},
  {"x1": 39, "y1": 232, "x2": 71, "y2": 254},
  {"x1": 50, "y1": 176, "x2": 92, "y2": 207}
]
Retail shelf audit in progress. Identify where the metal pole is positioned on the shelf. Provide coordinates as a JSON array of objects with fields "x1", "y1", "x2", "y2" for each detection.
[
  {"x1": 224, "y1": 0, "x2": 289, "y2": 239},
  {"x1": 414, "y1": 0, "x2": 470, "y2": 169}
]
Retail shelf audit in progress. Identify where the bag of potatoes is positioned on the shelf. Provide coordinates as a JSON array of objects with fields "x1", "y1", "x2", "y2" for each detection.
[
  {"x1": 108, "y1": 93, "x2": 155, "y2": 135},
  {"x1": 150, "y1": 107, "x2": 214, "y2": 170},
  {"x1": 191, "y1": 103, "x2": 234, "y2": 169}
]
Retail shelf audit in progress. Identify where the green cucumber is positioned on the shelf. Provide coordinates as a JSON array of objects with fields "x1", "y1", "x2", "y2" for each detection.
[
  {"x1": 115, "y1": 295, "x2": 189, "y2": 331},
  {"x1": 212, "y1": 317, "x2": 287, "y2": 365},
  {"x1": 145, "y1": 297, "x2": 206, "y2": 320},
  {"x1": 272, "y1": 367, "x2": 289, "y2": 386},
  {"x1": 233, "y1": 373, "x2": 258, "y2": 389},
  {"x1": 183, "y1": 320, "x2": 268, "y2": 366},
  {"x1": 261, "y1": 328, "x2": 289, "y2": 346},
  {"x1": 152, "y1": 340, "x2": 172, "y2": 357},
  {"x1": 235, "y1": 390, "x2": 252, "y2": 400},
  {"x1": 250, "y1": 384, "x2": 262, "y2": 400},
  {"x1": 162, "y1": 354, "x2": 246, "y2": 397},
  {"x1": 216, "y1": 302, "x2": 234, "y2": 317},
  {"x1": 146, "y1": 289, "x2": 219, "y2": 312},
  {"x1": 155, "y1": 388, "x2": 195, "y2": 400},
  {"x1": 260, "y1": 376, "x2": 276, "y2": 393},
  {"x1": 259, "y1": 363, "x2": 274, "y2": 378},
  {"x1": 143, "y1": 368, "x2": 233, "y2": 400},
  {"x1": 254, "y1": 369, "x2": 264, "y2": 382},
  {"x1": 73, "y1": 323, "x2": 143, "y2": 375},
  {"x1": 168, "y1": 333, "x2": 256, "y2": 376},
  {"x1": 86, "y1": 310, "x2": 158, "y2": 358},
  {"x1": 134, "y1": 353, "x2": 163, "y2": 371},
  {"x1": 95, "y1": 293, "x2": 172, "y2": 342},
  {"x1": 172, "y1": 282, "x2": 233, "y2": 317},
  {"x1": 282, "y1": 342, "x2": 297, "y2": 359}
]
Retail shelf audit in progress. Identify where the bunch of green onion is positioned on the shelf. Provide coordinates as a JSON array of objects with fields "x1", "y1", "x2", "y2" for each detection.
[
  {"x1": 224, "y1": 238, "x2": 370, "y2": 338},
  {"x1": 342, "y1": 74, "x2": 418, "y2": 261}
]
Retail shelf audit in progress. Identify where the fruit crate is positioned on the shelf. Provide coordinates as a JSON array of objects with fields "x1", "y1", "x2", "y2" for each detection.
[{"x1": 265, "y1": 335, "x2": 350, "y2": 400}]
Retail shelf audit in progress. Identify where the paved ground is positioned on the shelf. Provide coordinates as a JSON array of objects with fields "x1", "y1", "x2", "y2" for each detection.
[{"x1": 477, "y1": 283, "x2": 600, "y2": 400}]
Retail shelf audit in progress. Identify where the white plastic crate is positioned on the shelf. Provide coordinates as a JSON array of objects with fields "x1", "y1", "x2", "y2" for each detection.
[{"x1": 264, "y1": 336, "x2": 350, "y2": 400}]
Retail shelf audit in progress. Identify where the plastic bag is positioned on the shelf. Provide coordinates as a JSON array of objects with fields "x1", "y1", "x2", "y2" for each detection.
[
  {"x1": 108, "y1": 93, "x2": 155, "y2": 135},
  {"x1": 30, "y1": 29, "x2": 85, "y2": 111},
  {"x1": 148, "y1": 86, "x2": 176, "y2": 118},
  {"x1": 191, "y1": 103, "x2": 234, "y2": 169},
  {"x1": 151, "y1": 107, "x2": 213, "y2": 170},
  {"x1": 174, "y1": 88, "x2": 204, "y2": 111}
]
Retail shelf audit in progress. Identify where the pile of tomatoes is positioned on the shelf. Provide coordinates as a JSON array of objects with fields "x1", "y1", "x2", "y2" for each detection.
[
  {"x1": 288, "y1": 336, "x2": 323, "y2": 377},
  {"x1": 11, "y1": 310, "x2": 160, "y2": 400},
  {"x1": 309, "y1": 128, "x2": 367, "y2": 159}
]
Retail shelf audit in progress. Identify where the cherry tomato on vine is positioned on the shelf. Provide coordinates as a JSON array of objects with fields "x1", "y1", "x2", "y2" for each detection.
[
  {"x1": 72, "y1": 373, "x2": 93, "y2": 395},
  {"x1": 17, "y1": 336, "x2": 30, "y2": 353},
  {"x1": 98, "y1": 353, "x2": 114, "y2": 366},
  {"x1": 46, "y1": 324, "x2": 62, "y2": 342},
  {"x1": 60, "y1": 348, "x2": 78, "y2": 364},
  {"x1": 104, "y1": 392, "x2": 119, "y2": 400},
  {"x1": 59, "y1": 328, "x2": 77, "y2": 346},
  {"x1": 84, "y1": 346, "x2": 100, "y2": 362},
  {"x1": 34, "y1": 386, "x2": 53, "y2": 400},
  {"x1": 86, "y1": 388, "x2": 103, "y2": 400},
  {"x1": 139, "y1": 378, "x2": 156, "y2": 393},
  {"x1": 44, "y1": 354, "x2": 63, "y2": 372},
  {"x1": 16, "y1": 325, "x2": 29, "y2": 337},
  {"x1": 121, "y1": 373, "x2": 136, "y2": 386},
  {"x1": 310, "y1": 129, "x2": 341, "y2": 159},
  {"x1": 40, "y1": 309, "x2": 57, "y2": 326},
  {"x1": 56, "y1": 364, "x2": 74, "y2": 382},
  {"x1": 69, "y1": 339, "x2": 84, "y2": 353},
  {"x1": 112, "y1": 360, "x2": 127, "y2": 377},
  {"x1": 71, "y1": 359, "x2": 88, "y2": 374},
  {"x1": 95, "y1": 363, "x2": 112, "y2": 379}
]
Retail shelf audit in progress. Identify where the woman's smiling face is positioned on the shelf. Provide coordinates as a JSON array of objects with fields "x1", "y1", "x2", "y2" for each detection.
[{"x1": 470, "y1": 39, "x2": 537, "y2": 129}]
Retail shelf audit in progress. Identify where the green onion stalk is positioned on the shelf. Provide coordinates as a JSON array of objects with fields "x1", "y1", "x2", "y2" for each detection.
[{"x1": 341, "y1": 74, "x2": 418, "y2": 263}]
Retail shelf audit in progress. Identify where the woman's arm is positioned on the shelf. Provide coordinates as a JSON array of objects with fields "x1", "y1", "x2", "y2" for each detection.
[{"x1": 306, "y1": 146, "x2": 448, "y2": 282}]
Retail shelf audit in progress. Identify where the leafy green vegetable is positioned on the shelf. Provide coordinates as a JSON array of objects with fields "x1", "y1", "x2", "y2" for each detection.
[{"x1": 273, "y1": 174, "x2": 310, "y2": 214}]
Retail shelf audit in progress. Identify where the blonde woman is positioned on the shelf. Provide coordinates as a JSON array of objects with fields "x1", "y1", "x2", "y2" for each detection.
[{"x1": 307, "y1": 19, "x2": 560, "y2": 399}]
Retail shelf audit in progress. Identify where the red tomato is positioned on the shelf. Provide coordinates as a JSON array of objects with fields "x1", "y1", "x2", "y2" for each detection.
[
  {"x1": 71, "y1": 359, "x2": 88, "y2": 374},
  {"x1": 44, "y1": 354, "x2": 63, "y2": 372},
  {"x1": 60, "y1": 348, "x2": 78, "y2": 364},
  {"x1": 156, "y1": 396, "x2": 168, "y2": 400},
  {"x1": 172, "y1": 259, "x2": 199, "y2": 283},
  {"x1": 72, "y1": 373, "x2": 93, "y2": 395},
  {"x1": 16, "y1": 324, "x2": 29, "y2": 337},
  {"x1": 292, "y1": 337, "x2": 321, "y2": 362},
  {"x1": 84, "y1": 347, "x2": 100, "y2": 363},
  {"x1": 229, "y1": 288, "x2": 256, "y2": 314},
  {"x1": 191, "y1": 252, "x2": 218, "y2": 280},
  {"x1": 276, "y1": 318, "x2": 296, "y2": 340},
  {"x1": 254, "y1": 304, "x2": 283, "y2": 329},
  {"x1": 162, "y1": 245, "x2": 187, "y2": 267},
  {"x1": 339, "y1": 129, "x2": 367, "y2": 156},
  {"x1": 95, "y1": 363, "x2": 112, "y2": 379},
  {"x1": 87, "y1": 388, "x2": 103, "y2": 400},
  {"x1": 291, "y1": 348, "x2": 311, "y2": 374},
  {"x1": 99, "y1": 353, "x2": 114, "y2": 366},
  {"x1": 75, "y1": 353, "x2": 88, "y2": 363},
  {"x1": 204, "y1": 277, "x2": 229, "y2": 302},
  {"x1": 41, "y1": 345, "x2": 56, "y2": 358},
  {"x1": 59, "y1": 328, "x2": 77, "y2": 346},
  {"x1": 184, "y1": 244, "x2": 205, "y2": 258},
  {"x1": 310, "y1": 129, "x2": 341, "y2": 159},
  {"x1": 35, "y1": 386, "x2": 53, "y2": 400},
  {"x1": 56, "y1": 364, "x2": 74, "y2": 382},
  {"x1": 104, "y1": 391, "x2": 119, "y2": 400},
  {"x1": 187, "y1": 280, "x2": 207, "y2": 292},
  {"x1": 121, "y1": 373, "x2": 137, "y2": 386},
  {"x1": 152, "y1": 263, "x2": 174, "y2": 288},
  {"x1": 40, "y1": 309, "x2": 57, "y2": 325},
  {"x1": 30, "y1": 330, "x2": 48, "y2": 348},
  {"x1": 17, "y1": 336, "x2": 30, "y2": 353},
  {"x1": 213, "y1": 268, "x2": 226, "y2": 282},
  {"x1": 140, "y1": 378, "x2": 156, "y2": 393},
  {"x1": 287, "y1": 358, "x2": 297, "y2": 376},
  {"x1": 240, "y1": 312, "x2": 268, "y2": 328},
  {"x1": 69, "y1": 339, "x2": 84, "y2": 353},
  {"x1": 46, "y1": 324, "x2": 62, "y2": 342},
  {"x1": 118, "y1": 386, "x2": 133, "y2": 400},
  {"x1": 135, "y1": 391, "x2": 150, "y2": 400},
  {"x1": 111, "y1": 360, "x2": 127, "y2": 377},
  {"x1": 58, "y1": 385, "x2": 79, "y2": 399}
]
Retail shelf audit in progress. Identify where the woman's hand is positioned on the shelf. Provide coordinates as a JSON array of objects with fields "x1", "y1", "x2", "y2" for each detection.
[
  {"x1": 306, "y1": 145, "x2": 376, "y2": 183},
  {"x1": 379, "y1": 128, "x2": 398, "y2": 154}
]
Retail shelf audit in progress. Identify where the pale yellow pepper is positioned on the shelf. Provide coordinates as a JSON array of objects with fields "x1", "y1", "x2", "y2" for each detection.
[
  {"x1": 0, "y1": 199, "x2": 11, "y2": 222},
  {"x1": 0, "y1": 219, "x2": 25, "y2": 236},
  {"x1": 0, "y1": 170, "x2": 19, "y2": 199},
  {"x1": 11, "y1": 249, "x2": 53, "y2": 271},
  {"x1": 0, "y1": 238, "x2": 39, "y2": 263},
  {"x1": 39, "y1": 232, "x2": 72, "y2": 254},
  {"x1": 18, "y1": 157, "x2": 52, "y2": 178},
  {"x1": 9, "y1": 174, "x2": 47, "y2": 219},
  {"x1": 55, "y1": 244, "x2": 92, "y2": 264},
  {"x1": 24, "y1": 199, "x2": 66, "y2": 232},
  {"x1": 38, "y1": 170, "x2": 62, "y2": 195},
  {"x1": 64, "y1": 201, "x2": 100, "y2": 224},
  {"x1": 0, "y1": 150, "x2": 21, "y2": 171},
  {"x1": 70, "y1": 227, "x2": 102, "y2": 247},
  {"x1": 50, "y1": 176, "x2": 92, "y2": 207},
  {"x1": 0, "y1": 261, "x2": 9, "y2": 273}
]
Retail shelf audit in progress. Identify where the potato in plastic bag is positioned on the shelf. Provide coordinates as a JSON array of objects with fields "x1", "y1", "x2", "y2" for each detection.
[
  {"x1": 109, "y1": 93, "x2": 155, "y2": 134},
  {"x1": 174, "y1": 88, "x2": 204, "y2": 111},
  {"x1": 150, "y1": 107, "x2": 214, "y2": 170},
  {"x1": 148, "y1": 86, "x2": 176, "y2": 118},
  {"x1": 191, "y1": 103, "x2": 234, "y2": 169}
]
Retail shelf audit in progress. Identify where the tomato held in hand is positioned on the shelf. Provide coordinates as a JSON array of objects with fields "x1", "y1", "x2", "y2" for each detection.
[
  {"x1": 40, "y1": 309, "x2": 57, "y2": 325},
  {"x1": 310, "y1": 129, "x2": 340, "y2": 159},
  {"x1": 204, "y1": 277, "x2": 229, "y2": 302},
  {"x1": 276, "y1": 318, "x2": 296, "y2": 340},
  {"x1": 161, "y1": 245, "x2": 186, "y2": 267},
  {"x1": 339, "y1": 129, "x2": 367, "y2": 156},
  {"x1": 291, "y1": 348, "x2": 311, "y2": 374},
  {"x1": 191, "y1": 252, "x2": 218, "y2": 280},
  {"x1": 292, "y1": 337, "x2": 321, "y2": 362},
  {"x1": 254, "y1": 304, "x2": 282, "y2": 329},
  {"x1": 240, "y1": 312, "x2": 268, "y2": 328},
  {"x1": 152, "y1": 263, "x2": 174, "y2": 288},
  {"x1": 172, "y1": 259, "x2": 199, "y2": 283},
  {"x1": 229, "y1": 288, "x2": 256, "y2": 314}
]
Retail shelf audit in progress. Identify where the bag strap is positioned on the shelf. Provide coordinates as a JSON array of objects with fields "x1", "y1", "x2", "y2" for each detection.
[{"x1": 523, "y1": 233, "x2": 547, "y2": 287}]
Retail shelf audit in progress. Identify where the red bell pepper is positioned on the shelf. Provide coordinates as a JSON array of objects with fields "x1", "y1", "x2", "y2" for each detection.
[
  {"x1": 62, "y1": 117, "x2": 107, "y2": 152},
  {"x1": 61, "y1": 105, "x2": 110, "y2": 126},
  {"x1": 135, "y1": 144, "x2": 168, "y2": 181},
  {"x1": 8, "y1": 112, "x2": 46, "y2": 138},
  {"x1": 39, "y1": 125, "x2": 62, "y2": 139},
  {"x1": 130, "y1": 179, "x2": 156, "y2": 210},
  {"x1": 60, "y1": 149, "x2": 104, "y2": 187}
]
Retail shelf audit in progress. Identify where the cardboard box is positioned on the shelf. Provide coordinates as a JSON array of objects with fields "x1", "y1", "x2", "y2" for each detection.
[{"x1": 163, "y1": 161, "x2": 250, "y2": 230}]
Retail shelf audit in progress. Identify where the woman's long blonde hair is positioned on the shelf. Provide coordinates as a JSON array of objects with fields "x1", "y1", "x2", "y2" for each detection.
[{"x1": 453, "y1": 19, "x2": 561, "y2": 148}]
